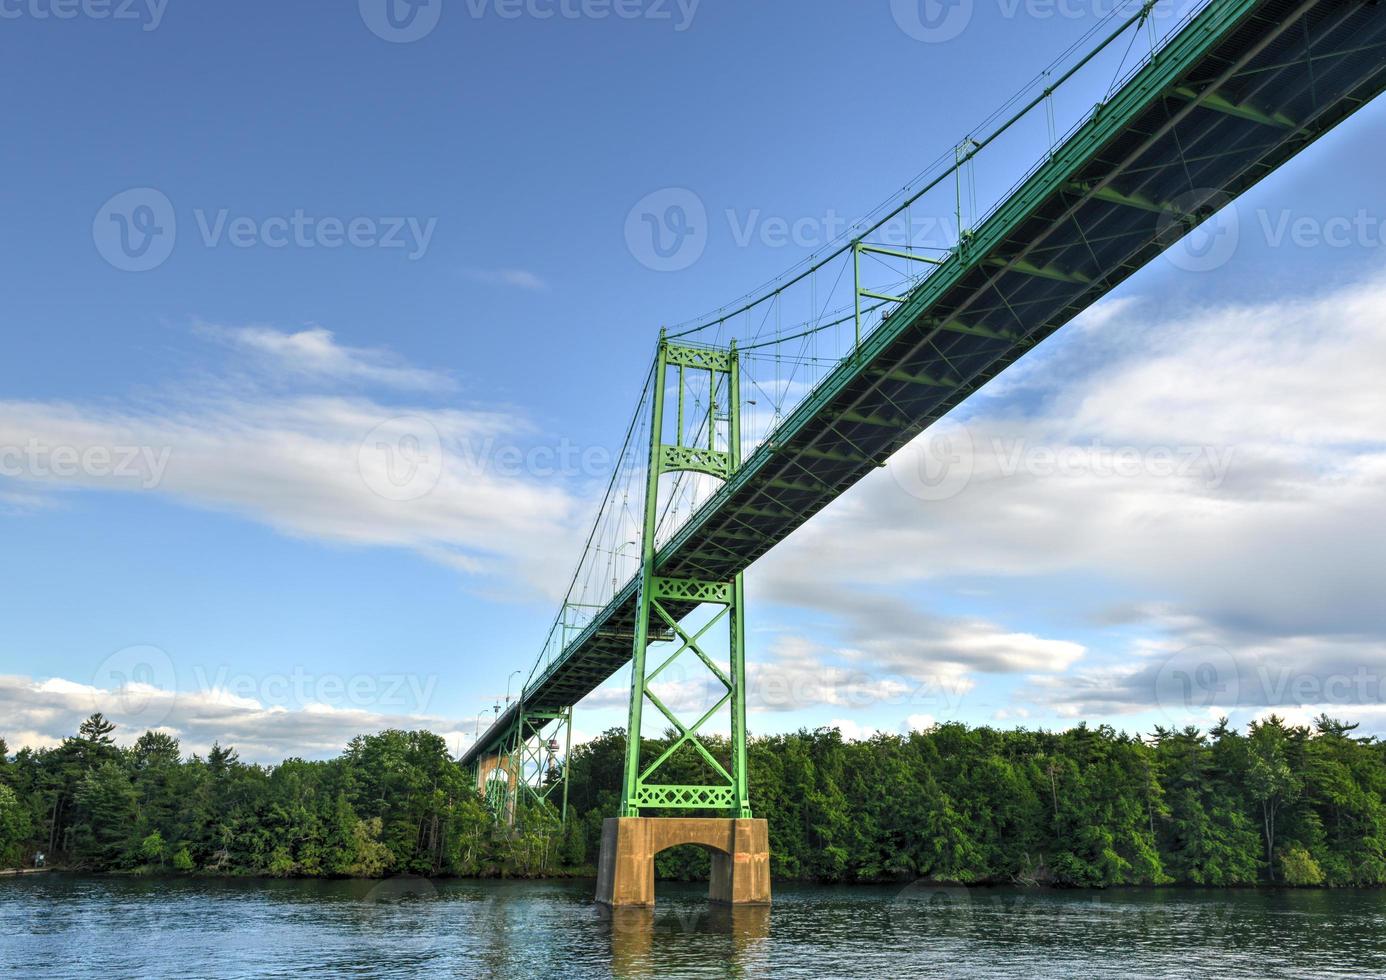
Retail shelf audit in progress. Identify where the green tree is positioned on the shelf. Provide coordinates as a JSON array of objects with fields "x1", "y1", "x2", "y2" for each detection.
[
  {"x1": 1246, "y1": 716, "x2": 1304, "y2": 880},
  {"x1": 171, "y1": 844, "x2": 195, "y2": 871},
  {"x1": 1280, "y1": 845, "x2": 1325, "y2": 885},
  {"x1": 71, "y1": 761, "x2": 138, "y2": 868},
  {"x1": 140, "y1": 830, "x2": 167, "y2": 869},
  {"x1": 0, "y1": 783, "x2": 32, "y2": 868}
]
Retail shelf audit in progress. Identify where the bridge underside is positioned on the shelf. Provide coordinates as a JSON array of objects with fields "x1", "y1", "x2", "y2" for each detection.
[{"x1": 463, "y1": 0, "x2": 1386, "y2": 770}]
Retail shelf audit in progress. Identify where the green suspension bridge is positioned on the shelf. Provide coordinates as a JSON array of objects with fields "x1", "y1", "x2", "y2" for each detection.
[{"x1": 461, "y1": 0, "x2": 1386, "y2": 827}]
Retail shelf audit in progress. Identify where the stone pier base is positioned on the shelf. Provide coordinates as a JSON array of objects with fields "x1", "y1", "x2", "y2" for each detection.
[{"x1": 594, "y1": 817, "x2": 771, "y2": 907}]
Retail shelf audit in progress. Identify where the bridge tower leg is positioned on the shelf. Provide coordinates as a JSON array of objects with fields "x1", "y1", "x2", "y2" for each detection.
[
  {"x1": 482, "y1": 705, "x2": 573, "y2": 828},
  {"x1": 507, "y1": 704, "x2": 573, "y2": 824},
  {"x1": 596, "y1": 336, "x2": 770, "y2": 907},
  {"x1": 476, "y1": 750, "x2": 517, "y2": 823}
]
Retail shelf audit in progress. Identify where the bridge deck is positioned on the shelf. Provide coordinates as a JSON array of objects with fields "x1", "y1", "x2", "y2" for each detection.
[{"x1": 462, "y1": 0, "x2": 1386, "y2": 767}]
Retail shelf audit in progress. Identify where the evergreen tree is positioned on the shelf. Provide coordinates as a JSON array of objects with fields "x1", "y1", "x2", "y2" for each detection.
[{"x1": 5, "y1": 712, "x2": 1386, "y2": 886}]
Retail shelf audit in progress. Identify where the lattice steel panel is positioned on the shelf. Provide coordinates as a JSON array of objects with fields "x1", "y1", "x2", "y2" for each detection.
[
  {"x1": 635, "y1": 784, "x2": 737, "y2": 809},
  {"x1": 651, "y1": 576, "x2": 733, "y2": 605}
]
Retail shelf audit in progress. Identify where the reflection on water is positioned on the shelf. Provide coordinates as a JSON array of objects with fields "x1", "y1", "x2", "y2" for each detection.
[
  {"x1": 605, "y1": 902, "x2": 771, "y2": 979},
  {"x1": 4, "y1": 874, "x2": 1386, "y2": 979}
]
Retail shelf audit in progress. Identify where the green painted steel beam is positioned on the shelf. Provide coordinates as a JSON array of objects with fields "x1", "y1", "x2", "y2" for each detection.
[
  {"x1": 651, "y1": 576, "x2": 734, "y2": 605},
  {"x1": 1066, "y1": 180, "x2": 1174, "y2": 214},
  {"x1": 935, "y1": 319, "x2": 1032, "y2": 344},
  {"x1": 784, "y1": 444, "x2": 890, "y2": 466},
  {"x1": 1169, "y1": 84, "x2": 1299, "y2": 128},
  {"x1": 765, "y1": 475, "x2": 837, "y2": 495},
  {"x1": 985, "y1": 255, "x2": 1092, "y2": 284},
  {"x1": 660, "y1": 444, "x2": 733, "y2": 478},
  {"x1": 869, "y1": 366, "x2": 964, "y2": 389},
  {"x1": 858, "y1": 242, "x2": 947, "y2": 265},
  {"x1": 833, "y1": 409, "x2": 911, "y2": 429},
  {"x1": 860, "y1": 289, "x2": 910, "y2": 304}
]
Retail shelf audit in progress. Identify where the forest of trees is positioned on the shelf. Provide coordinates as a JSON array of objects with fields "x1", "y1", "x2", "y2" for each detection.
[{"x1": 3, "y1": 712, "x2": 1384, "y2": 888}]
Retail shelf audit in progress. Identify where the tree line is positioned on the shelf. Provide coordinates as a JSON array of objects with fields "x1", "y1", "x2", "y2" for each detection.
[{"x1": 3, "y1": 712, "x2": 1383, "y2": 887}]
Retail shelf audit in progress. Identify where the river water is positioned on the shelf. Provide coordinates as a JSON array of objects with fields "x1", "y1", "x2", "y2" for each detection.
[{"x1": 3, "y1": 875, "x2": 1384, "y2": 978}]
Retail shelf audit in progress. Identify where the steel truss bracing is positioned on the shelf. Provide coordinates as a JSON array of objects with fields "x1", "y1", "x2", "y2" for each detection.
[
  {"x1": 476, "y1": 705, "x2": 573, "y2": 825},
  {"x1": 508, "y1": 706, "x2": 572, "y2": 819},
  {"x1": 461, "y1": 0, "x2": 1386, "y2": 778},
  {"x1": 484, "y1": 770, "x2": 510, "y2": 816},
  {"x1": 620, "y1": 339, "x2": 751, "y2": 818}
]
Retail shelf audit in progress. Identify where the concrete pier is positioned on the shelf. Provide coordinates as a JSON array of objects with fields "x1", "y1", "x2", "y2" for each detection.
[{"x1": 594, "y1": 816, "x2": 771, "y2": 907}]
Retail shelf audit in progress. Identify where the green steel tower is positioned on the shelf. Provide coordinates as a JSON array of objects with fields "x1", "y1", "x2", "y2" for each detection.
[{"x1": 618, "y1": 336, "x2": 751, "y2": 819}]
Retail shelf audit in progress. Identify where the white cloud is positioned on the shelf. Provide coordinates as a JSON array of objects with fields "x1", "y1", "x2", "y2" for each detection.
[
  {"x1": 0, "y1": 327, "x2": 591, "y2": 595},
  {"x1": 752, "y1": 572, "x2": 1082, "y2": 713},
  {"x1": 1020, "y1": 618, "x2": 1386, "y2": 723},
  {"x1": 463, "y1": 268, "x2": 550, "y2": 291},
  {"x1": 0, "y1": 394, "x2": 581, "y2": 590},
  {"x1": 752, "y1": 273, "x2": 1386, "y2": 725},
  {"x1": 826, "y1": 718, "x2": 886, "y2": 741},
  {"x1": 199, "y1": 323, "x2": 453, "y2": 391},
  {"x1": 0, "y1": 673, "x2": 470, "y2": 763},
  {"x1": 748, "y1": 634, "x2": 918, "y2": 713}
]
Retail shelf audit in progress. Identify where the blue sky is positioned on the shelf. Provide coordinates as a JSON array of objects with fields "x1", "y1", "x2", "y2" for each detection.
[{"x1": 4, "y1": 0, "x2": 1386, "y2": 760}]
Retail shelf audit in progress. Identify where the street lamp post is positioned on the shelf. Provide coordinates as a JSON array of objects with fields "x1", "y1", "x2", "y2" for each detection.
[{"x1": 612, "y1": 540, "x2": 637, "y2": 592}]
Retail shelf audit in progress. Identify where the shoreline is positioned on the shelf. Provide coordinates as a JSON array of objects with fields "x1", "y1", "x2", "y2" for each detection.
[{"x1": 3, "y1": 868, "x2": 1380, "y2": 891}]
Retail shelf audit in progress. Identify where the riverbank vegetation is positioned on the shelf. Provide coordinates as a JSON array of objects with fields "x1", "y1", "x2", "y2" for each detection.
[{"x1": 2, "y1": 712, "x2": 1383, "y2": 887}]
